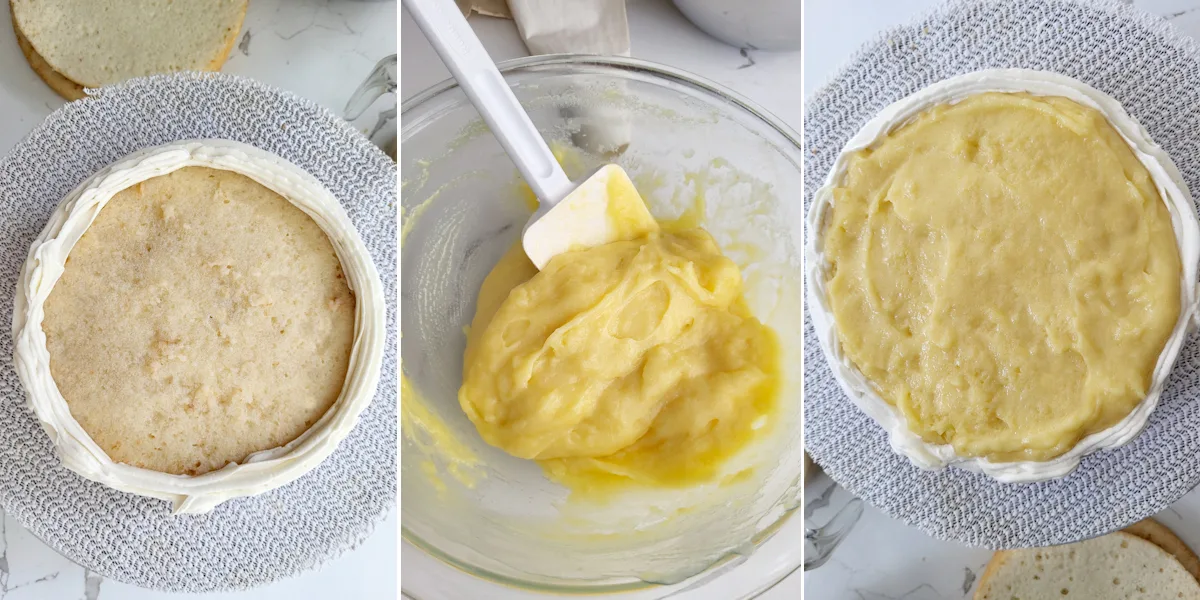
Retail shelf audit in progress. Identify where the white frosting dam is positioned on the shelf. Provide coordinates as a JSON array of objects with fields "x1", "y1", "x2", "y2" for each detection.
[
  {"x1": 12, "y1": 139, "x2": 386, "y2": 513},
  {"x1": 806, "y1": 69, "x2": 1200, "y2": 483}
]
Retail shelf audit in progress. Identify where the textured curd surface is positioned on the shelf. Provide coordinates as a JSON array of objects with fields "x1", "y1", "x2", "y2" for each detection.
[
  {"x1": 460, "y1": 220, "x2": 780, "y2": 493},
  {"x1": 44, "y1": 167, "x2": 355, "y2": 476},
  {"x1": 823, "y1": 92, "x2": 1181, "y2": 462}
]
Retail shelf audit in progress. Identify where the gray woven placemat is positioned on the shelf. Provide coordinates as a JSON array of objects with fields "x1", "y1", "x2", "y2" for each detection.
[
  {"x1": 805, "y1": 0, "x2": 1200, "y2": 549},
  {"x1": 0, "y1": 73, "x2": 397, "y2": 591}
]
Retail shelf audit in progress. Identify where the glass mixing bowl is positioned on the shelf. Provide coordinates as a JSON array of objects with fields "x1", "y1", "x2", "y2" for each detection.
[{"x1": 401, "y1": 55, "x2": 803, "y2": 598}]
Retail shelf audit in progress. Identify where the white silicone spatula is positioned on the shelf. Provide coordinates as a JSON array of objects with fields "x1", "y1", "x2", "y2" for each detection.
[{"x1": 404, "y1": 0, "x2": 656, "y2": 269}]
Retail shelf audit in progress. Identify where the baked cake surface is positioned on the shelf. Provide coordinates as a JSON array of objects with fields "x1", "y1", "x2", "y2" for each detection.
[
  {"x1": 10, "y1": 0, "x2": 247, "y2": 89},
  {"x1": 43, "y1": 166, "x2": 356, "y2": 476}
]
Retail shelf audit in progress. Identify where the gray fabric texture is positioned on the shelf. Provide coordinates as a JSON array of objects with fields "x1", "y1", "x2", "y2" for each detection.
[
  {"x1": 0, "y1": 73, "x2": 397, "y2": 591},
  {"x1": 804, "y1": 0, "x2": 1200, "y2": 549}
]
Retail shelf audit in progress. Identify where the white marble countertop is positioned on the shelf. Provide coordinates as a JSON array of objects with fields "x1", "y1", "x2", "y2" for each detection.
[
  {"x1": 400, "y1": 0, "x2": 802, "y2": 127},
  {"x1": 0, "y1": 1, "x2": 398, "y2": 598},
  {"x1": 400, "y1": 1, "x2": 801, "y2": 597},
  {"x1": 804, "y1": 0, "x2": 1200, "y2": 598}
]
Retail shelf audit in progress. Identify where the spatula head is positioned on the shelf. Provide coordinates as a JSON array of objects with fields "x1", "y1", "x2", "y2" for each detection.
[{"x1": 522, "y1": 164, "x2": 658, "y2": 269}]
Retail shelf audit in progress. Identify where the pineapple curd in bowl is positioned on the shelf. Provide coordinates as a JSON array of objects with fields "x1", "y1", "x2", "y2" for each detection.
[{"x1": 458, "y1": 182, "x2": 781, "y2": 495}]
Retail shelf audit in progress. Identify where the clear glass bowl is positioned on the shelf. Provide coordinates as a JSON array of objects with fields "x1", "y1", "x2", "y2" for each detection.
[{"x1": 401, "y1": 55, "x2": 803, "y2": 598}]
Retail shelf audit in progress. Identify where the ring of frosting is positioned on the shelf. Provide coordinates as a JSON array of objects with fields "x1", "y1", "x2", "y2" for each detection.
[
  {"x1": 12, "y1": 139, "x2": 386, "y2": 513},
  {"x1": 806, "y1": 69, "x2": 1200, "y2": 483}
]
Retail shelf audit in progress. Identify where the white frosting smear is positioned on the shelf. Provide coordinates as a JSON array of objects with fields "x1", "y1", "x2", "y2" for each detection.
[
  {"x1": 12, "y1": 140, "x2": 386, "y2": 513},
  {"x1": 806, "y1": 69, "x2": 1200, "y2": 483}
]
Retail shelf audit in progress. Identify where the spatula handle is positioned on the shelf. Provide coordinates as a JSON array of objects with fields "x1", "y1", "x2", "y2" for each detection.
[{"x1": 404, "y1": 0, "x2": 572, "y2": 205}]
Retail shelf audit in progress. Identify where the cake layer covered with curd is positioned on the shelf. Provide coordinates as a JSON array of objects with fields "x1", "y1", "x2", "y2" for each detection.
[{"x1": 822, "y1": 92, "x2": 1181, "y2": 462}]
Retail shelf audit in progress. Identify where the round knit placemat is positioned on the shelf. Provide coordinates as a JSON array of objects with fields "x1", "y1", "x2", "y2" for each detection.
[
  {"x1": 0, "y1": 73, "x2": 397, "y2": 591},
  {"x1": 805, "y1": 0, "x2": 1200, "y2": 549}
]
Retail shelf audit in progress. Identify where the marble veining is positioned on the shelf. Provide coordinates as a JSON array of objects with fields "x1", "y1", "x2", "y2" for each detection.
[
  {"x1": 738, "y1": 46, "x2": 758, "y2": 70},
  {"x1": 0, "y1": 509, "x2": 87, "y2": 600}
]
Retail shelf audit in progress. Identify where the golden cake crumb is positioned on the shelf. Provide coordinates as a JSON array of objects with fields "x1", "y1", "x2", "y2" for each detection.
[{"x1": 43, "y1": 166, "x2": 356, "y2": 476}]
